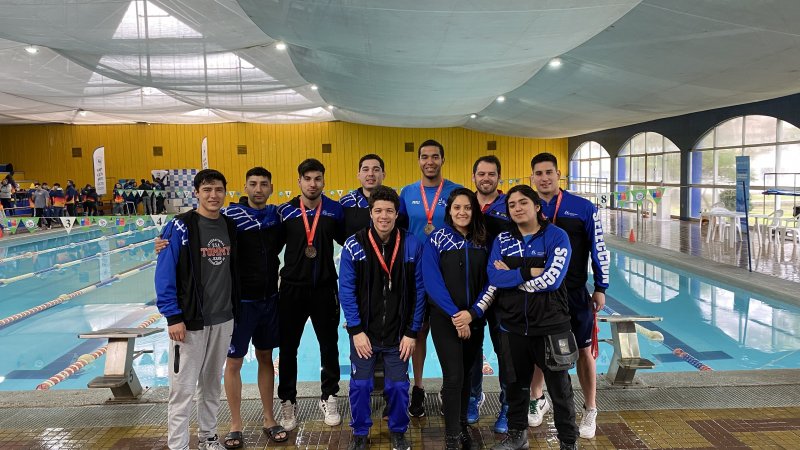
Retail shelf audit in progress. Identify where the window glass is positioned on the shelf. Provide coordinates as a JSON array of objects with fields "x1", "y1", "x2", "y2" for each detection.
[
  {"x1": 715, "y1": 117, "x2": 743, "y2": 147},
  {"x1": 744, "y1": 115, "x2": 777, "y2": 145},
  {"x1": 716, "y1": 148, "x2": 739, "y2": 185},
  {"x1": 664, "y1": 153, "x2": 681, "y2": 184},
  {"x1": 631, "y1": 133, "x2": 646, "y2": 155},
  {"x1": 778, "y1": 120, "x2": 800, "y2": 142},
  {"x1": 743, "y1": 145, "x2": 775, "y2": 186}
]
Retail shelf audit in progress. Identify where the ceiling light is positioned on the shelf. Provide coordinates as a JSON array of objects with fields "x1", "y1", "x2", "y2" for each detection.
[
  {"x1": 548, "y1": 57, "x2": 563, "y2": 68},
  {"x1": 78, "y1": 110, "x2": 87, "y2": 117},
  {"x1": 142, "y1": 87, "x2": 155, "y2": 95},
  {"x1": 25, "y1": 45, "x2": 39, "y2": 55},
  {"x1": 310, "y1": 84, "x2": 318, "y2": 91},
  {"x1": 327, "y1": 105, "x2": 335, "y2": 111},
  {"x1": 470, "y1": 114, "x2": 477, "y2": 119},
  {"x1": 496, "y1": 95, "x2": 506, "y2": 103},
  {"x1": 275, "y1": 42, "x2": 287, "y2": 50}
]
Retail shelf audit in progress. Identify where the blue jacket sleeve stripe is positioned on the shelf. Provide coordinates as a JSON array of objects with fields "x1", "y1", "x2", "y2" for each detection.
[
  {"x1": 155, "y1": 218, "x2": 186, "y2": 319},
  {"x1": 518, "y1": 229, "x2": 571, "y2": 293},
  {"x1": 421, "y1": 236, "x2": 460, "y2": 317},
  {"x1": 411, "y1": 239, "x2": 426, "y2": 332},
  {"x1": 472, "y1": 283, "x2": 497, "y2": 318},
  {"x1": 585, "y1": 203, "x2": 610, "y2": 291},
  {"x1": 338, "y1": 238, "x2": 362, "y2": 332}
]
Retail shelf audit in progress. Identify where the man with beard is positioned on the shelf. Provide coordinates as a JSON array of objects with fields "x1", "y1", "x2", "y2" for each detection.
[
  {"x1": 277, "y1": 158, "x2": 346, "y2": 431},
  {"x1": 341, "y1": 154, "x2": 387, "y2": 238}
]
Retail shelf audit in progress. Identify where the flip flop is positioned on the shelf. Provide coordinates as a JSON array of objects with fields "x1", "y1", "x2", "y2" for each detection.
[
  {"x1": 263, "y1": 425, "x2": 289, "y2": 443},
  {"x1": 264, "y1": 425, "x2": 288, "y2": 443},
  {"x1": 223, "y1": 431, "x2": 244, "y2": 449}
]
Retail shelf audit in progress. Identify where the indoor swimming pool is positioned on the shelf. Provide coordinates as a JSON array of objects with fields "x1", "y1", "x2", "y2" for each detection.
[{"x1": 0, "y1": 225, "x2": 797, "y2": 391}]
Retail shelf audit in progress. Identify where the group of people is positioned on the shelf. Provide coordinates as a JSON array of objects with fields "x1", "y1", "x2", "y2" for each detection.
[
  {"x1": 2, "y1": 179, "x2": 92, "y2": 227},
  {"x1": 153, "y1": 140, "x2": 609, "y2": 450},
  {"x1": 111, "y1": 177, "x2": 167, "y2": 215}
]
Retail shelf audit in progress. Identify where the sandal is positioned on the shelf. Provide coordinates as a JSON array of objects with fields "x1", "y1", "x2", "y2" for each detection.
[
  {"x1": 264, "y1": 425, "x2": 288, "y2": 443},
  {"x1": 223, "y1": 431, "x2": 244, "y2": 449}
]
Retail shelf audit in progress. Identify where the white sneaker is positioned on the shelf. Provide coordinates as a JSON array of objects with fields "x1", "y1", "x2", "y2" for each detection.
[
  {"x1": 579, "y1": 406, "x2": 598, "y2": 439},
  {"x1": 527, "y1": 396, "x2": 550, "y2": 427},
  {"x1": 198, "y1": 435, "x2": 226, "y2": 450},
  {"x1": 280, "y1": 400, "x2": 298, "y2": 431},
  {"x1": 319, "y1": 395, "x2": 342, "y2": 426}
]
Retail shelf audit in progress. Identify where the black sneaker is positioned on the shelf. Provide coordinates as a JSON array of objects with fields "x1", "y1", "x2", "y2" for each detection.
[
  {"x1": 408, "y1": 386, "x2": 426, "y2": 417},
  {"x1": 348, "y1": 435, "x2": 368, "y2": 450},
  {"x1": 390, "y1": 432, "x2": 410, "y2": 450},
  {"x1": 559, "y1": 441, "x2": 578, "y2": 450}
]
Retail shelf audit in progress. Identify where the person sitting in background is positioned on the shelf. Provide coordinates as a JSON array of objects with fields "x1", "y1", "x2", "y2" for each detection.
[{"x1": 112, "y1": 183, "x2": 125, "y2": 215}]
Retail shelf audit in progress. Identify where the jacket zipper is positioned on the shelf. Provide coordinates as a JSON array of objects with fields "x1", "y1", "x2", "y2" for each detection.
[{"x1": 464, "y1": 238, "x2": 471, "y2": 314}]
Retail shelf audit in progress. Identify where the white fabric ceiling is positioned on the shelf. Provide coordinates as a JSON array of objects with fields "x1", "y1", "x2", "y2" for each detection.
[{"x1": 0, "y1": 0, "x2": 798, "y2": 137}]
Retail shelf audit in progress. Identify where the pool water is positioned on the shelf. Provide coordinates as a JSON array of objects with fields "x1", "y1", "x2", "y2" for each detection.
[{"x1": 0, "y1": 227, "x2": 797, "y2": 391}]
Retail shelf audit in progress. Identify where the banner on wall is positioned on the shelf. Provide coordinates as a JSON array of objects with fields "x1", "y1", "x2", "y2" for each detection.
[
  {"x1": 93, "y1": 146, "x2": 107, "y2": 195},
  {"x1": 201, "y1": 137, "x2": 209, "y2": 169},
  {"x1": 735, "y1": 156, "x2": 750, "y2": 218}
]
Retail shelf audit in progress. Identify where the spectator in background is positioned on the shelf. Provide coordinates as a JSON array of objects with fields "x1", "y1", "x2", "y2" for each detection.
[
  {"x1": 65, "y1": 180, "x2": 79, "y2": 216},
  {"x1": 0, "y1": 178, "x2": 12, "y2": 212},
  {"x1": 112, "y1": 183, "x2": 125, "y2": 215},
  {"x1": 153, "y1": 174, "x2": 167, "y2": 214},
  {"x1": 31, "y1": 183, "x2": 50, "y2": 228},
  {"x1": 50, "y1": 183, "x2": 66, "y2": 220},
  {"x1": 82, "y1": 184, "x2": 98, "y2": 216},
  {"x1": 139, "y1": 178, "x2": 154, "y2": 214}
]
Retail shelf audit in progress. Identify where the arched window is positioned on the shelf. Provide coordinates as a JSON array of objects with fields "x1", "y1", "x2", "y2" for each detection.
[
  {"x1": 616, "y1": 132, "x2": 681, "y2": 216},
  {"x1": 569, "y1": 141, "x2": 610, "y2": 194},
  {"x1": 689, "y1": 115, "x2": 800, "y2": 217}
]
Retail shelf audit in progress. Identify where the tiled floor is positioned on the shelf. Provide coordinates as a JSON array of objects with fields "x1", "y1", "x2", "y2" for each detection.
[
  {"x1": 601, "y1": 210, "x2": 800, "y2": 283},
  {"x1": 0, "y1": 396, "x2": 798, "y2": 449}
]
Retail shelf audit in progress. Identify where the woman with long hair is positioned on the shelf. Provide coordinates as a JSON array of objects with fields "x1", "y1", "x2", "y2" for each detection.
[
  {"x1": 487, "y1": 185, "x2": 578, "y2": 450},
  {"x1": 422, "y1": 187, "x2": 496, "y2": 449}
]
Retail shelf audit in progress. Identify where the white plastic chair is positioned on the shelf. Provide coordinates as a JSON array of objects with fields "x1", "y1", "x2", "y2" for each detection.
[{"x1": 765, "y1": 210, "x2": 786, "y2": 246}]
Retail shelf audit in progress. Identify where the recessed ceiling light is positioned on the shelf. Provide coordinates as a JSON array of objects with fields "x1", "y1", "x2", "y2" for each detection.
[
  {"x1": 310, "y1": 84, "x2": 318, "y2": 91},
  {"x1": 470, "y1": 114, "x2": 477, "y2": 119},
  {"x1": 548, "y1": 57, "x2": 563, "y2": 68},
  {"x1": 78, "y1": 110, "x2": 87, "y2": 117},
  {"x1": 496, "y1": 95, "x2": 506, "y2": 103},
  {"x1": 25, "y1": 45, "x2": 39, "y2": 55},
  {"x1": 275, "y1": 42, "x2": 287, "y2": 50},
  {"x1": 326, "y1": 105, "x2": 335, "y2": 111},
  {"x1": 142, "y1": 87, "x2": 155, "y2": 95}
]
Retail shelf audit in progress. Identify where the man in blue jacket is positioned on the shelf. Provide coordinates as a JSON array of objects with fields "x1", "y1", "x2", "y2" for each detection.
[
  {"x1": 339, "y1": 185, "x2": 426, "y2": 450},
  {"x1": 155, "y1": 169, "x2": 239, "y2": 450}
]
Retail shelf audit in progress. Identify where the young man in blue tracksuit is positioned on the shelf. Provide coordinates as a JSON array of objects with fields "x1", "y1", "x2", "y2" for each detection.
[
  {"x1": 488, "y1": 184, "x2": 578, "y2": 450},
  {"x1": 528, "y1": 153, "x2": 610, "y2": 440},
  {"x1": 155, "y1": 169, "x2": 240, "y2": 450},
  {"x1": 468, "y1": 155, "x2": 513, "y2": 431},
  {"x1": 341, "y1": 154, "x2": 387, "y2": 239},
  {"x1": 398, "y1": 139, "x2": 462, "y2": 417},
  {"x1": 339, "y1": 186, "x2": 425, "y2": 450}
]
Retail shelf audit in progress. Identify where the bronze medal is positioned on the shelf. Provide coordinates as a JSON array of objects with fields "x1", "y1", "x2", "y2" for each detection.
[
  {"x1": 305, "y1": 245, "x2": 317, "y2": 258},
  {"x1": 424, "y1": 223, "x2": 435, "y2": 235}
]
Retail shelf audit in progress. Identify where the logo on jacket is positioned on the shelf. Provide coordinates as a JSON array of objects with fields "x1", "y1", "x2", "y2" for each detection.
[{"x1": 201, "y1": 238, "x2": 231, "y2": 266}]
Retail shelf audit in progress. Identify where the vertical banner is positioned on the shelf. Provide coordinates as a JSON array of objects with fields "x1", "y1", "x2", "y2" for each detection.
[
  {"x1": 93, "y1": 146, "x2": 107, "y2": 195},
  {"x1": 201, "y1": 137, "x2": 209, "y2": 169},
  {"x1": 735, "y1": 156, "x2": 750, "y2": 214}
]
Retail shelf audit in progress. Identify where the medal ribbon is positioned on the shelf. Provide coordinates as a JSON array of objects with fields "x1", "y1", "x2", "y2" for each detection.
[
  {"x1": 420, "y1": 179, "x2": 445, "y2": 227},
  {"x1": 549, "y1": 190, "x2": 564, "y2": 224},
  {"x1": 299, "y1": 200, "x2": 322, "y2": 248},
  {"x1": 367, "y1": 229, "x2": 401, "y2": 288}
]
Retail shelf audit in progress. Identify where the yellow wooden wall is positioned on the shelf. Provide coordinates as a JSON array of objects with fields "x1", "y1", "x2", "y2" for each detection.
[{"x1": 0, "y1": 122, "x2": 567, "y2": 203}]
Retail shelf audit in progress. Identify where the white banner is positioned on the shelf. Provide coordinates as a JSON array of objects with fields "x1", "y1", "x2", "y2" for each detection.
[
  {"x1": 201, "y1": 137, "x2": 209, "y2": 169},
  {"x1": 93, "y1": 146, "x2": 107, "y2": 195},
  {"x1": 150, "y1": 214, "x2": 168, "y2": 232}
]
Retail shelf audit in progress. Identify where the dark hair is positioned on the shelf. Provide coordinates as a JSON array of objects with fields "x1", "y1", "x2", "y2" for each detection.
[
  {"x1": 359, "y1": 154, "x2": 385, "y2": 171},
  {"x1": 418, "y1": 139, "x2": 444, "y2": 159},
  {"x1": 530, "y1": 152, "x2": 559, "y2": 171},
  {"x1": 298, "y1": 158, "x2": 325, "y2": 176},
  {"x1": 245, "y1": 166, "x2": 272, "y2": 181},
  {"x1": 193, "y1": 169, "x2": 227, "y2": 190},
  {"x1": 472, "y1": 155, "x2": 501, "y2": 176},
  {"x1": 444, "y1": 188, "x2": 487, "y2": 246},
  {"x1": 368, "y1": 185, "x2": 400, "y2": 212},
  {"x1": 53, "y1": 183, "x2": 61, "y2": 187},
  {"x1": 505, "y1": 185, "x2": 547, "y2": 225}
]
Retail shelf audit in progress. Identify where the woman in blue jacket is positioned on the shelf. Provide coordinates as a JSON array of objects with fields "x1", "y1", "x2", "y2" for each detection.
[
  {"x1": 487, "y1": 185, "x2": 578, "y2": 450},
  {"x1": 422, "y1": 187, "x2": 496, "y2": 450}
]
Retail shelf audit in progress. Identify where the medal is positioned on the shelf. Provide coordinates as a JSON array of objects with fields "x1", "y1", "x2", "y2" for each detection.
[
  {"x1": 304, "y1": 245, "x2": 317, "y2": 259},
  {"x1": 368, "y1": 229, "x2": 401, "y2": 295},
  {"x1": 299, "y1": 199, "x2": 322, "y2": 259},
  {"x1": 420, "y1": 179, "x2": 444, "y2": 237}
]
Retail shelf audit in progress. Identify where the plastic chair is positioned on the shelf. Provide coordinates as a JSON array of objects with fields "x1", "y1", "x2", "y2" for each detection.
[{"x1": 765, "y1": 210, "x2": 786, "y2": 246}]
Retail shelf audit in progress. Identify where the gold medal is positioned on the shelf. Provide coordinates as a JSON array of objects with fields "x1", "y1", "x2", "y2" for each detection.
[
  {"x1": 305, "y1": 245, "x2": 317, "y2": 258},
  {"x1": 424, "y1": 223, "x2": 435, "y2": 235}
]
